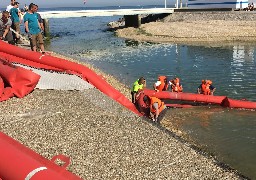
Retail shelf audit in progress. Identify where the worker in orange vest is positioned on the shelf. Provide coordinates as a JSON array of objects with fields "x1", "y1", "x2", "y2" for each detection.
[
  {"x1": 170, "y1": 77, "x2": 183, "y2": 92},
  {"x1": 153, "y1": 75, "x2": 169, "y2": 92},
  {"x1": 143, "y1": 95, "x2": 166, "y2": 122},
  {"x1": 198, "y1": 80, "x2": 216, "y2": 95}
]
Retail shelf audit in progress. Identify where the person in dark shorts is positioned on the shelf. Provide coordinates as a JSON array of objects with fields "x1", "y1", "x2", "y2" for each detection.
[{"x1": 10, "y1": 2, "x2": 21, "y2": 44}]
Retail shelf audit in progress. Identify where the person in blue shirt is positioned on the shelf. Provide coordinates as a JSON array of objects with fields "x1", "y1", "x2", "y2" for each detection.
[
  {"x1": 24, "y1": 3, "x2": 45, "y2": 53},
  {"x1": 10, "y1": 2, "x2": 21, "y2": 43}
]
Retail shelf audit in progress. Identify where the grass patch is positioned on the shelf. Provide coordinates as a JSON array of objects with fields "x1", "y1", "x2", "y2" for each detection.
[{"x1": 136, "y1": 28, "x2": 153, "y2": 36}]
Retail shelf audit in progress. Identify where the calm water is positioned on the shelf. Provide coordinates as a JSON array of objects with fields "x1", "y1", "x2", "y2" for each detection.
[{"x1": 44, "y1": 7, "x2": 256, "y2": 179}]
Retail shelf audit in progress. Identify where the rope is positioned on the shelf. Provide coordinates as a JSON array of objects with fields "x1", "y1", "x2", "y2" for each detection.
[{"x1": 10, "y1": 27, "x2": 30, "y2": 44}]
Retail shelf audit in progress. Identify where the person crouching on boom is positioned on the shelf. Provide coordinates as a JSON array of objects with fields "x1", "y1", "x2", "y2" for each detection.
[
  {"x1": 153, "y1": 75, "x2": 169, "y2": 92},
  {"x1": 198, "y1": 80, "x2": 216, "y2": 95},
  {"x1": 171, "y1": 77, "x2": 183, "y2": 93},
  {"x1": 143, "y1": 95, "x2": 166, "y2": 122}
]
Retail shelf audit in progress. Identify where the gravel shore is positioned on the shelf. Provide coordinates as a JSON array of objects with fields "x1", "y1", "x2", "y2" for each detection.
[
  {"x1": 0, "y1": 22, "x2": 248, "y2": 179},
  {"x1": 0, "y1": 88, "x2": 244, "y2": 179},
  {"x1": 116, "y1": 11, "x2": 256, "y2": 46}
]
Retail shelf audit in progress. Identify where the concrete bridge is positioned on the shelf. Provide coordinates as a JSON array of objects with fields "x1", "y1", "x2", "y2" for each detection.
[
  {"x1": 40, "y1": 8, "x2": 175, "y2": 28},
  {"x1": 40, "y1": 8, "x2": 175, "y2": 18}
]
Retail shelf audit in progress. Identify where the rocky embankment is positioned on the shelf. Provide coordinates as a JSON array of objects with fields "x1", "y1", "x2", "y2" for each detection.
[{"x1": 116, "y1": 11, "x2": 256, "y2": 45}]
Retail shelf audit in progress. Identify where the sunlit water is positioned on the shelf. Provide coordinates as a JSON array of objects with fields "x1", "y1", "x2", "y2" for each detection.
[{"x1": 45, "y1": 8, "x2": 256, "y2": 178}]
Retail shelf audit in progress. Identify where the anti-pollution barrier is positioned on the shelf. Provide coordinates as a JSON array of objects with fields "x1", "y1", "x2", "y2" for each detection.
[
  {"x1": 143, "y1": 89, "x2": 256, "y2": 109},
  {"x1": 0, "y1": 41, "x2": 141, "y2": 179},
  {"x1": 0, "y1": 41, "x2": 140, "y2": 115},
  {"x1": 0, "y1": 132, "x2": 81, "y2": 180},
  {"x1": 0, "y1": 59, "x2": 40, "y2": 101}
]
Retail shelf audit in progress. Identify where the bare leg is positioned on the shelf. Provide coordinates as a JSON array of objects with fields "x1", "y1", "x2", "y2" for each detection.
[{"x1": 40, "y1": 44, "x2": 45, "y2": 53}]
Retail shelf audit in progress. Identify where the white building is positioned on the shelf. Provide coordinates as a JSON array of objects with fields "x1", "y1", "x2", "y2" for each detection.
[{"x1": 186, "y1": 0, "x2": 249, "y2": 9}]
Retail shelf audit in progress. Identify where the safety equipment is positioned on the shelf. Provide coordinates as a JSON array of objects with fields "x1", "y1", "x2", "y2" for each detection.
[
  {"x1": 132, "y1": 79, "x2": 143, "y2": 92},
  {"x1": 149, "y1": 96, "x2": 165, "y2": 114},
  {"x1": 155, "y1": 76, "x2": 168, "y2": 91},
  {"x1": 172, "y1": 78, "x2": 182, "y2": 92}
]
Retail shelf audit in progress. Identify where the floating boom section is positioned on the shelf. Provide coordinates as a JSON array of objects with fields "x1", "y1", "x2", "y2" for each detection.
[
  {"x1": 0, "y1": 132, "x2": 81, "y2": 180},
  {"x1": 0, "y1": 41, "x2": 140, "y2": 115},
  {"x1": 143, "y1": 89, "x2": 256, "y2": 109},
  {"x1": 0, "y1": 59, "x2": 40, "y2": 101}
]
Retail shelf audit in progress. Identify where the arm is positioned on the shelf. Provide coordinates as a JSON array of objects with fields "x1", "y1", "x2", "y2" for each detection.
[
  {"x1": 211, "y1": 88, "x2": 216, "y2": 95},
  {"x1": 0, "y1": 19, "x2": 12, "y2": 40},
  {"x1": 197, "y1": 88, "x2": 201, "y2": 94},
  {"x1": 154, "y1": 81, "x2": 161, "y2": 92},
  {"x1": 24, "y1": 21, "x2": 29, "y2": 34},
  {"x1": 0, "y1": 26, "x2": 10, "y2": 40},
  {"x1": 143, "y1": 80, "x2": 146, "y2": 88},
  {"x1": 180, "y1": 85, "x2": 183, "y2": 92},
  {"x1": 37, "y1": 20, "x2": 42, "y2": 31},
  {"x1": 210, "y1": 85, "x2": 216, "y2": 95},
  {"x1": 40, "y1": 22, "x2": 44, "y2": 31},
  {"x1": 152, "y1": 103, "x2": 159, "y2": 120},
  {"x1": 197, "y1": 85, "x2": 202, "y2": 94},
  {"x1": 37, "y1": 14, "x2": 44, "y2": 31},
  {"x1": 153, "y1": 83, "x2": 157, "y2": 92},
  {"x1": 18, "y1": 9, "x2": 21, "y2": 22}
]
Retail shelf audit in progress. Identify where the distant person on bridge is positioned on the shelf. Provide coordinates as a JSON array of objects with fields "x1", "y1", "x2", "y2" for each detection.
[
  {"x1": 24, "y1": 3, "x2": 45, "y2": 53},
  {"x1": 131, "y1": 77, "x2": 146, "y2": 104}
]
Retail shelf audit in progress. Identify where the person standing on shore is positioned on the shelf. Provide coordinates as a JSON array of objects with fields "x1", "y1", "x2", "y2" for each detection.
[
  {"x1": 10, "y1": 2, "x2": 21, "y2": 44},
  {"x1": 131, "y1": 77, "x2": 146, "y2": 104},
  {"x1": 6, "y1": 0, "x2": 16, "y2": 12},
  {"x1": 24, "y1": 3, "x2": 45, "y2": 53},
  {"x1": 0, "y1": 11, "x2": 14, "y2": 44},
  {"x1": 24, "y1": 4, "x2": 29, "y2": 12}
]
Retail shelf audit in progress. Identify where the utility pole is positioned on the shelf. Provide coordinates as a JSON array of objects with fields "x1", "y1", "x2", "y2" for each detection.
[{"x1": 165, "y1": 0, "x2": 167, "y2": 8}]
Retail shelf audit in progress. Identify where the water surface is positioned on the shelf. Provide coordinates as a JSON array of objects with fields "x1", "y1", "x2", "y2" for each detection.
[{"x1": 46, "y1": 9, "x2": 256, "y2": 178}]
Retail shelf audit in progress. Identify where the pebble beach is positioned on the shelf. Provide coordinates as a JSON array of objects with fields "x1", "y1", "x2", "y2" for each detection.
[
  {"x1": 0, "y1": 11, "x2": 250, "y2": 179},
  {"x1": 116, "y1": 11, "x2": 256, "y2": 46}
]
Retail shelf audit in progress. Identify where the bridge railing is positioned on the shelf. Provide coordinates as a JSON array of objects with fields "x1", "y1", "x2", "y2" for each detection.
[{"x1": 40, "y1": 8, "x2": 175, "y2": 18}]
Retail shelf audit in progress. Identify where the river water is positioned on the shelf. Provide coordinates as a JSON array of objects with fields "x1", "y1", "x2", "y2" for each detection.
[{"x1": 42, "y1": 6, "x2": 256, "y2": 179}]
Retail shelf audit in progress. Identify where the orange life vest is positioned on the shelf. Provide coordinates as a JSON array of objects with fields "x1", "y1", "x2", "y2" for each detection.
[
  {"x1": 201, "y1": 83, "x2": 210, "y2": 95},
  {"x1": 156, "y1": 76, "x2": 168, "y2": 91},
  {"x1": 149, "y1": 96, "x2": 165, "y2": 114},
  {"x1": 172, "y1": 78, "x2": 182, "y2": 92}
]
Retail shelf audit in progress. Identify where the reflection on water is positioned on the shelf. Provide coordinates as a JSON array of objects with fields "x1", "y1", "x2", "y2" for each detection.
[
  {"x1": 163, "y1": 107, "x2": 256, "y2": 179},
  {"x1": 48, "y1": 16, "x2": 256, "y2": 179}
]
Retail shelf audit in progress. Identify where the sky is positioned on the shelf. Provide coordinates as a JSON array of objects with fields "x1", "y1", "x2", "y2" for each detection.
[{"x1": 1, "y1": 0, "x2": 173, "y2": 8}]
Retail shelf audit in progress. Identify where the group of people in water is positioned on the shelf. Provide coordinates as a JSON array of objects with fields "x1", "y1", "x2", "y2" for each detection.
[{"x1": 131, "y1": 76, "x2": 216, "y2": 122}]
